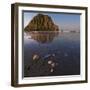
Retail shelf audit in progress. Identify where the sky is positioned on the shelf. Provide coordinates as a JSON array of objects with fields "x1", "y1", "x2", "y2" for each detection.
[{"x1": 23, "y1": 11, "x2": 80, "y2": 31}]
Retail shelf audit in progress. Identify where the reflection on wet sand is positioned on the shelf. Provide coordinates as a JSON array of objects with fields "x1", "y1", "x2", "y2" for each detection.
[
  {"x1": 26, "y1": 31, "x2": 59, "y2": 43},
  {"x1": 24, "y1": 32, "x2": 80, "y2": 77}
]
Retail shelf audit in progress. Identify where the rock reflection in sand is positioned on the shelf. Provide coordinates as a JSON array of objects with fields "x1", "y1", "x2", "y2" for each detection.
[{"x1": 25, "y1": 31, "x2": 59, "y2": 43}]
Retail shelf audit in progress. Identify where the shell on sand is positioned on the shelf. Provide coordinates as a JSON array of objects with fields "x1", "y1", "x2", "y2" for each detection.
[
  {"x1": 32, "y1": 54, "x2": 39, "y2": 60},
  {"x1": 48, "y1": 60, "x2": 52, "y2": 64},
  {"x1": 50, "y1": 68, "x2": 54, "y2": 72},
  {"x1": 51, "y1": 63, "x2": 55, "y2": 67}
]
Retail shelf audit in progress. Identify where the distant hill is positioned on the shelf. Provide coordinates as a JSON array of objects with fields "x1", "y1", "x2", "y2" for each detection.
[{"x1": 24, "y1": 14, "x2": 59, "y2": 31}]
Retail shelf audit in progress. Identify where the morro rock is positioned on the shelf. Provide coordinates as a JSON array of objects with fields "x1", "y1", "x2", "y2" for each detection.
[{"x1": 24, "y1": 14, "x2": 59, "y2": 31}]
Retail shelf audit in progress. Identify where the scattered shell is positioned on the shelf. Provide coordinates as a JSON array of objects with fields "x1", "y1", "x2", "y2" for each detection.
[
  {"x1": 48, "y1": 60, "x2": 52, "y2": 64},
  {"x1": 50, "y1": 68, "x2": 54, "y2": 72},
  {"x1": 51, "y1": 63, "x2": 55, "y2": 67},
  {"x1": 33, "y1": 54, "x2": 39, "y2": 60}
]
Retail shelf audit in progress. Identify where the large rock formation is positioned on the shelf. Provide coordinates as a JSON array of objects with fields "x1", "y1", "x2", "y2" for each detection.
[{"x1": 24, "y1": 14, "x2": 59, "y2": 31}]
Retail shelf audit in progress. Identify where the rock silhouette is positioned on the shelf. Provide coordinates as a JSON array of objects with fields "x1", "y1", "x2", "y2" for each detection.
[{"x1": 24, "y1": 14, "x2": 59, "y2": 31}]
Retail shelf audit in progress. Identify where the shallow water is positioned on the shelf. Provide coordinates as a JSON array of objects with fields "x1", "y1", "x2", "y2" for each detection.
[{"x1": 24, "y1": 31, "x2": 80, "y2": 77}]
